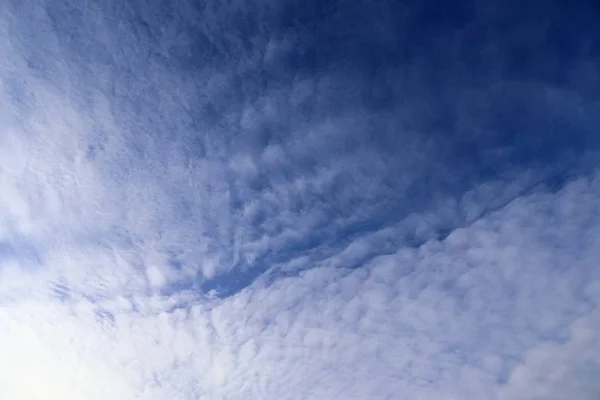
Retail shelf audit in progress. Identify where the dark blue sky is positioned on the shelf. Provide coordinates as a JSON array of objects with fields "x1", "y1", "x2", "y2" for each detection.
[{"x1": 24, "y1": 0, "x2": 598, "y2": 296}]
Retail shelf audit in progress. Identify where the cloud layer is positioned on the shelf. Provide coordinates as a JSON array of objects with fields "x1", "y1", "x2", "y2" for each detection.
[
  {"x1": 2, "y1": 175, "x2": 600, "y2": 399},
  {"x1": 0, "y1": 0, "x2": 599, "y2": 399}
]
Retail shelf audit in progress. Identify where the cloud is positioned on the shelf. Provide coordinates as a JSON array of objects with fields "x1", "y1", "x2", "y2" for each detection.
[
  {"x1": 0, "y1": 0, "x2": 599, "y2": 399},
  {"x1": 499, "y1": 312, "x2": 600, "y2": 400},
  {"x1": 1, "y1": 172, "x2": 600, "y2": 399}
]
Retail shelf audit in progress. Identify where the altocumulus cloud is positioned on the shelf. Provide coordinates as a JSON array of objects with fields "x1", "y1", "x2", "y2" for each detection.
[{"x1": 0, "y1": 0, "x2": 599, "y2": 399}]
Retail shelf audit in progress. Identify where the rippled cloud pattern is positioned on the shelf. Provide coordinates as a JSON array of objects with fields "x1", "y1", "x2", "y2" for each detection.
[{"x1": 0, "y1": 0, "x2": 599, "y2": 399}]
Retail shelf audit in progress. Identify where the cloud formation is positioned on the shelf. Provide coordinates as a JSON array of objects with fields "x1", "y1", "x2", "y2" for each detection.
[
  {"x1": 0, "y1": 0, "x2": 599, "y2": 399},
  {"x1": 2, "y1": 175, "x2": 600, "y2": 399}
]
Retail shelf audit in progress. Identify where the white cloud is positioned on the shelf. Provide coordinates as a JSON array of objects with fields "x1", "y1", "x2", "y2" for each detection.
[
  {"x1": 500, "y1": 312, "x2": 600, "y2": 400},
  {"x1": 1, "y1": 172, "x2": 599, "y2": 399},
  {"x1": 0, "y1": 1, "x2": 599, "y2": 399}
]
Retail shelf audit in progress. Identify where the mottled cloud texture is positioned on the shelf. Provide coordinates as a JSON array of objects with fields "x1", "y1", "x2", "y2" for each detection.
[{"x1": 1, "y1": 0, "x2": 599, "y2": 399}]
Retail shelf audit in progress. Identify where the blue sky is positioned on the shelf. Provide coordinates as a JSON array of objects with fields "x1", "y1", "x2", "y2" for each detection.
[{"x1": 0, "y1": 0, "x2": 599, "y2": 399}]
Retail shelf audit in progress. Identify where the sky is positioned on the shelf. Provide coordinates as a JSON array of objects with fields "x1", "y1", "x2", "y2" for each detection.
[{"x1": 0, "y1": 0, "x2": 599, "y2": 399}]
